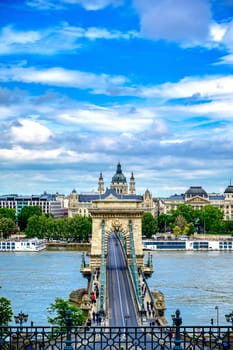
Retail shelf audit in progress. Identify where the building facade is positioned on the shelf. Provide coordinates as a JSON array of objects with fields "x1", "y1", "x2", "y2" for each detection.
[
  {"x1": 68, "y1": 162, "x2": 154, "y2": 218},
  {"x1": 158, "y1": 185, "x2": 233, "y2": 220},
  {"x1": 0, "y1": 193, "x2": 67, "y2": 219}
]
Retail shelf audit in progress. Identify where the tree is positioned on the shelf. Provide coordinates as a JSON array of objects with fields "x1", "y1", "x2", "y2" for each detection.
[
  {"x1": 199, "y1": 205, "x2": 224, "y2": 234},
  {"x1": 223, "y1": 220, "x2": 233, "y2": 235},
  {"x1": 18, "y1": 206, "x2": 42, "y2": 231},
  {"x1": 173, "y1": 225, "x2": 181, "y2": 237},
  {"x1": 171, "y1": 204, "x2": 196, "y2": 223},
  {"x1": 0, "y1": 208, "x2": 16, "y2": 222},
  {"x1": 157, "y1": 213, "x2": 173, "y2": 233},
  {"x1": 25, "y1": 214, "x2": 48, "y2": 238},
  {"x1": 184, "y1": 222, "x2": 195, "y2": 236},
  {"x1": 0, "y1": 296, "x2": 13, "y2": 326},
  {"x1": 47, "y1": 297, "x2": 85, "y2": 326},
  {"x1": 174, "y1": 214, "x2": 187, "y2": 234},
  {"x1": 142, "y1": 212, "x2": 157, "y2": 238},
  {"x1": 0, "y1": 217, "x2": 16, "y2": 238}
]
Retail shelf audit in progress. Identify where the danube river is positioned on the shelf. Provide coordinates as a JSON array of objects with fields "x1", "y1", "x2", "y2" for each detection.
[{"x1": 0, "y1": 250, "x2": 232, "y2": 326}]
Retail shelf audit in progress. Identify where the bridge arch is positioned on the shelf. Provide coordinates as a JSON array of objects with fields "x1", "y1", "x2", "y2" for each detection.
[{"x1": 88, "y1": 197, "x2": 145, "y2": 270}]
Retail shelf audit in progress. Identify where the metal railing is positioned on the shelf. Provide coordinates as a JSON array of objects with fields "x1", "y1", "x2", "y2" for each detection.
[
  {"x1": 0, "y1": 325, "x2": 232, "y2": 350},
  {"x1": 98, "y1": 220, "x2": 106, "y2": 317},
  {"x1": 129, "y1": 219, "x2": 144, "y2": 313}
]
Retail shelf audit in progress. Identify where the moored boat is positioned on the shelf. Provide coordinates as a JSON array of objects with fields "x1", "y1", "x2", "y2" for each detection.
[
  {"x1": 0, "y1": 238, "x2": 47, "y2": 252},
  {"x1": 142, "y1": 239, "x2": 233, "y2": 251}
]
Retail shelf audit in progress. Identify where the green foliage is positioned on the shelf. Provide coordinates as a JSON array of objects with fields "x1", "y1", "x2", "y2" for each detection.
[
  {"x1": 171, "y1": 204, "x2": 198, "y2": 223},
  {"x1": 184, "y1": 222, "x2": 195, "y2": 236},
  {"x1": 0, "y1": 296, "x2": 13, "y2": 326},
  {"x1": 173, "y1": 225, "x2": 181, "y2": 237},
  {"x1": 47, "y1": 297, "x2": 85, "y2": 326},
  {"x1": 199, "y1": 205, "x2": 224, "y2": 234},
  {"x1": 158, "y1": 204, "x2": 226, "y2": 235},
  {"x1": 0, "y1": 208, "x2": 16, "y2": 221},
  {"x1": 157, "y1": 213, "x2": 173, "y2": 233},
  {"x1": 18, "y1": 206, "x2": 42, "y2": 231},
  {"x1": 142, "y1": 212, "x2": 157, "y2": 238},
  {"x1": 25, "y1": 214, "x2": 92, "y2": 242},
  {"x1": 0, "y1": 217, "x2": 16, "y2": 238},
  {"x1": 174, "y1": 214, "x2": 187, "y2": 233},
  {"x1": 223, "y1": 220, "x2": 233, "y2": 235}
]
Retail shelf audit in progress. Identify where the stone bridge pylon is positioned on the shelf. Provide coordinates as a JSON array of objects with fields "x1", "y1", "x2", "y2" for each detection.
[{"x1": 81, "y1": 192, "x2": 152, "y2": 276}]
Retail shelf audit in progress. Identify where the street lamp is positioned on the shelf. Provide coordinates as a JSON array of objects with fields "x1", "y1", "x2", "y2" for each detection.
[
  {"x1": 171, "y1": 309, "x2": 182, "y2": 350},
  {"x1": 64, "y1": 309, "x2": 73, "y2": 350},
  {"x1": 225, "y1": 311, "x2": 233, "y2": 328},
  {"x1": 215, "y1": 306, "x2": 219, "y2": 326},
  {"x1": 14, "y1": 311, "x2": 28, "y2": 329}
]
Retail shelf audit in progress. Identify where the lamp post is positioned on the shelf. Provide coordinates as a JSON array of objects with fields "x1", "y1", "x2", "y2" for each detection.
[
  {"x1": 64, "y1": 309, "x2": 73, "y2": 350},
  {"x1": 14, "y1": 311, "x2": 28, "y2": 330},
  {"x1": 171, "y1": 309, "x2": 182, "y2": 350},
  {"x1": 225, "y1": 311, "x2": 233, "y2": 329},
  {"x1": 215, "y1": 306, "x2": 219, "y2": 327}
]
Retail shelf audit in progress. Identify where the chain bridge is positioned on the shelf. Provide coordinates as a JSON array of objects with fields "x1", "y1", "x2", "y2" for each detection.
[{"x1": 80, "y1": 195, "x2": 167, "y2": 327}]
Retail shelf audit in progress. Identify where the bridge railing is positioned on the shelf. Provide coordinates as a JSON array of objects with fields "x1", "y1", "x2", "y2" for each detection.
[
  {"x1": 98, "y1": 220, "x2": 106, "y2": 316},
  {"x1": 128, "y1": 219, "x2": 144, "y2": 313},
  {"x1": 0, "y1": 325, "x2": 232, "y2": 350}
]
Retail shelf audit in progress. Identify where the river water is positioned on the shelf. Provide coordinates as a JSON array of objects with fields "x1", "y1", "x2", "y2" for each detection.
[{"x1": 0, "y1": 250, "x2": 232, "y2": 326}]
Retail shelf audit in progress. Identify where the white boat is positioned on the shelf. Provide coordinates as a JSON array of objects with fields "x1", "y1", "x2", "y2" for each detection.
[
  {"x1": 0, "y1": 238, "x2": 47, "y2": 252},
  {"x1": 142, "y1": 239, "x2": 233, "y2": 251}
]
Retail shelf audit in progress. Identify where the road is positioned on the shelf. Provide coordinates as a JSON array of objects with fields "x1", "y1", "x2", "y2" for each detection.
[{"x1": 107, "y1": 233, "x2": 139, "y2": 327}]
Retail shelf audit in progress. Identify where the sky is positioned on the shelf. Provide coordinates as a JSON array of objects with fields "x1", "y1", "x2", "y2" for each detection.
[{"x1": 1, "y1": 0, "x2": 233, "y2": 198}]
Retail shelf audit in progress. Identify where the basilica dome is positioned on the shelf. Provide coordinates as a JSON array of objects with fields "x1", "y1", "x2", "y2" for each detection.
[{"x1": 112, "y1": 162, "x2": 127, "y2": 183}]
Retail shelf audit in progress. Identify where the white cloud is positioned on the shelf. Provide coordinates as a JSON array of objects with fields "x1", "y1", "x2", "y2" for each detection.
[
  {"x1": 10, "y1": 120, "x2": 53, "y2": 144},
  {"x1": 0, "y1": 24, "x2": 137, "y2": 56},
  {"x1": 0, "y1": 65, "x2": 128, "y2": 91},
  {"x1": 209, "y1": 22, "x2": 227, "y2": 42},
  {"x1": 0, "y1": 26, "x2": 41, "y2": 54},
  {"x1": 65, "y1": 0, "x2": 123, "y2": 11},
  {"x1": 217, "y1": 54, "x2": 233, "y2": 65},
  {"x1": 58, "y1": 105, "x2": 153, "y2": 132},
  {"x1": 133, "y1": 0, "x2": 211, "y2": 44},
  {"x1": 140, "y1": 75, "x2": 233, "y2": 100},
  {"x1": 26, "y1": 0, "x2": 123, "y2": 10}
]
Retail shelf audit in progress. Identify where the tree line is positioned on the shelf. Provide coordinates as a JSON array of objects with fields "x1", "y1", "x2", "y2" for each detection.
[
  {"x1": 142, "y1": 204, "x2": 233, "y2": 238},
  {"x1": 0, "y1": 206, "x2": 92, "y2": 242},
  {"x1": 1, "y1": 203, "x2": 233, "y2": 240}
]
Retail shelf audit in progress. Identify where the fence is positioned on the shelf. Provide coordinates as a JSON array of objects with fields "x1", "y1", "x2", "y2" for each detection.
[{"x1": 0, "y1": 325, "x2": 232, "y2": 350}]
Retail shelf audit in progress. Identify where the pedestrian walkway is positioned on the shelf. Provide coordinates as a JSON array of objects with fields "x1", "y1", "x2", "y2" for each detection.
[
  {"x1": 138, "y1": 271, "x2": 168, "y2": 326},
  {"x1": 86, "y1": 268, "x2": 106, "y2": 327}
]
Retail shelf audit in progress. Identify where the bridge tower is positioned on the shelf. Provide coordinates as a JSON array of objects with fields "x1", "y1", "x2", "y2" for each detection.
[{"x1": 87, "y1": 192, "x2": 147, "y2": 272}]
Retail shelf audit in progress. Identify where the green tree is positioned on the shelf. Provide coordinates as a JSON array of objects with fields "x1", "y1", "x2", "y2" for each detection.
[
  {"x1": 199, "y1": 205, "x2": 224, "y2": 234},
  {"x1": 18, "y1": 206, "x2": 42, "y2": 231},
  {"x1": 157, "y1": 213, "x2": 173, "y2": 233},
  {"x1": 223, "y1": 220, "x2": 233, "y2": 235},
  {"x1": 0, "y1": 295, "x2": 13, "y2": 326},
  {"x1": 25, "y1": 214, "x2": 47, "y2": 238},
  {"x1": 142, "y1": 212, "x2": 157, "y2": 238},
  {"x1": 184, "y1": 222, "x2": 195, "y2": 236},
  {"x1": 0, "y1": 217, "x2": 16, "y2": 238},
  {"x1": 0, "y1": 208, "x2": 16, "y2": 222},
  {"x1": 170, "y1": 204, "x2": 198, "y2": 224},
  {"x1": 47, "y1": 297, "x2": 85, "y2": 326},
  {"x1": 173, "y1": 225, "x2": 181, "y2": 237},
  {"x1": 174, "y1": 214, "x2": 187, "y2": 235}
]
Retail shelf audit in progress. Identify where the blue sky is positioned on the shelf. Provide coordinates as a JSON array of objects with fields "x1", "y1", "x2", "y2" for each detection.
[{"x1": 1, "y1": 0, "x2": 233, "y2": 197}]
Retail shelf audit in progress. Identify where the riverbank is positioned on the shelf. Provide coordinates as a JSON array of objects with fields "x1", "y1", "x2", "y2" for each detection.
[{"x1": 46, "y1": 241, "x2": 90, "y2": 251}]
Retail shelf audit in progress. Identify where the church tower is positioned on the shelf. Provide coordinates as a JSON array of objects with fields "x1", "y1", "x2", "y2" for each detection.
[
  {"x1": 129, "y1": 172, "x2": 136, "y2": 195},
  {"x1": 110, "y1": 162, "x2": 128, "y2": 194},
  {"x1": 98, "y1": 172, "x2": 105, "y2": 194}
]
